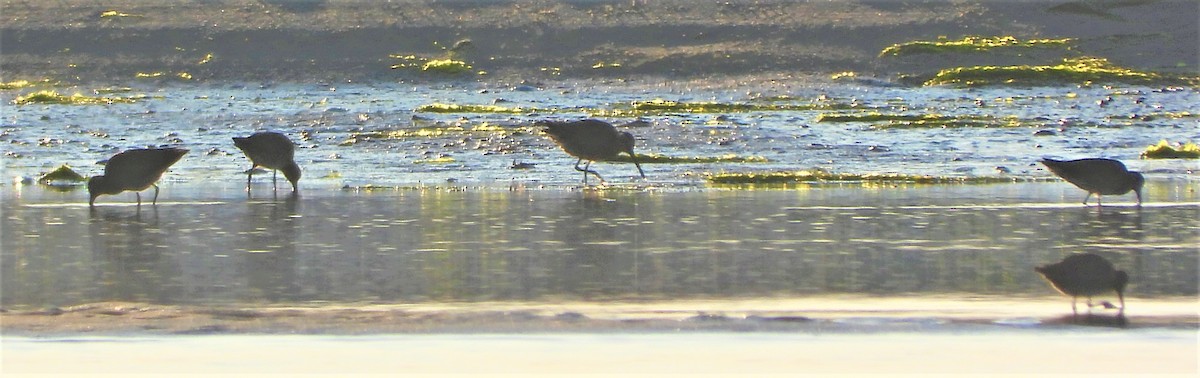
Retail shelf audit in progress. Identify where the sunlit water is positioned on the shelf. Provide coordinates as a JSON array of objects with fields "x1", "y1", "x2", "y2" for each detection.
[
  {"x1": 2, "y1": 81, "x2": 1198, "y2": 337},
  {"x1": 2, "y1": 81, "x2": 1198, "y2": 186}
]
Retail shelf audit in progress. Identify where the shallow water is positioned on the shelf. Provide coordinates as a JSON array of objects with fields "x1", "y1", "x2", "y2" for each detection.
[
  {"x1": 2, "y1": 81, "x2": 1198, "y2": 186},
  {"x1": 3, "y1": 182, "x2": 1198, "y2": 309},
  {"x1": 2, "y1": 81, "x2": 1199, "y2": 365}
]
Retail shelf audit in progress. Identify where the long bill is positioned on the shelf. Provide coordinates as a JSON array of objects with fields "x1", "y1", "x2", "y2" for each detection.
[{"x1": 628, "y1": 152, "x2": 645, "y2": 178}]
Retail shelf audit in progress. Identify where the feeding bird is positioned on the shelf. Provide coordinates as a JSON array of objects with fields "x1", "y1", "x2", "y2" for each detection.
[
  {"x1": 538, "y1": 119, "x2": 645, "y2": 184},
  {"x1": 1040, "y1": 158, "x2": 1143, "y2": 206},
  {"x1": 233, "y1": 131, "x2": 301, "y2": 193},
  {"x1": 1035, "y1": 253, "x2": 1128, "y2": 319},
  {"x1": 88, "y1": 148, "x2": 188, "y2": 207}
]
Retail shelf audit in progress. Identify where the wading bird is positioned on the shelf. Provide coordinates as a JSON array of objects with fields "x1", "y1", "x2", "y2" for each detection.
[
  {"x1": 539, "y1": 119, "x2": 645, "y2": 185},
  {"x1": 88, "y1": 148, "x2": 188, "y2": 207},
  {"x1": 1035, "y1": 253, "x2": 1128, "y2": 319},
  {"x1": 233, "y1": 131, "x2": 301, "y2": 193},
  {"x1": 1040, "y1": 158, "x2": 1143, "y2": 206}
]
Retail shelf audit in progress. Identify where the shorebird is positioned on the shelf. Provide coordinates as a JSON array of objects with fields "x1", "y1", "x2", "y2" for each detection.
[
  {"x1": 1040, "y1": 158, "x2": 1143, "y2": 206},
  {"x1": 88, "y1": 148, "x2": 188, "y2": 207},
  {"x1": 538, "y1": 119, "x2": 645, "y2": 184},
  {"x1": 233, "y1": 131, "x2": 301, "y2": 192},
  {"x1": 1035, "y1": 253, "x2": 1128, "y2": 319}
]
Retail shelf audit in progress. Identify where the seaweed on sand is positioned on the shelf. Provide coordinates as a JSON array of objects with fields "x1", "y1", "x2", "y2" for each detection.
[
  {"x1": 608, "y1": 153, "x2": 769, "y2": 164},
  {"x1": 416, "y1": 103, "x2": 531, "y2": 113},
  {"x1": 13, "y1": 90, "x2": 144, "y2": 105},
  {"x1": 815, "y1": 113, "x2": 1020, "y2": 128},
  {"x1": 707, "y1": 169, "x2": 1031, "y2": 186},
  {"x1": 1141, "y1": 140, "x2": 1200, "y2": 159},
  {"x1": 880, "y1": 36, "x2": 1074, "y2": 57},
  {"x1": 924, "y1": 57, "x2": 1199, "y2": 87},
  {"x1": 37, "y1": 164, "x2": 86, "y2": 185}
]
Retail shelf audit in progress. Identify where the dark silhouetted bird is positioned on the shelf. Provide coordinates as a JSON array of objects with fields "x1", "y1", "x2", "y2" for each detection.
[
  {"x1": 88, "y1": 148, "x2": 188, "y2": 207},
  {"x1": 233, "y1": 132, "x2": 301, "y2": 193},
  {"x1": 539, "y1": 119, "x2": 645, "y2": 184},
  {"x1": 1040, "y1": 158, "x2": 1143, "y2": 206},
  {"x1": 1035, "y1": 253, "x2": 1128, "y2": 319}
]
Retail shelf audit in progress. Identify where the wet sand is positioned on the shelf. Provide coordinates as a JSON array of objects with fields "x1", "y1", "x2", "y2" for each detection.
[
  {"x1": 2, "y1": 0, "x2": 1196, "y2": 83},
  {"x1": 4, "y1": 297, "x2": 1198, "y2": 375},
  {"x1": 2, "y1": 296, "x2": 1197, "y2": 336}
]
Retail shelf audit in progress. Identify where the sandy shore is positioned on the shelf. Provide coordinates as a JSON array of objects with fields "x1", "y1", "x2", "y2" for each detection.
[
  {"x1": 5, "y1": 332, "x2": 1198, "y2": 375},
  {"x1": 3, "y1": 296, "x2": 1196, "y2": 336},
  {"x1": 2, "y1": 0, "x2": 1196, "y2": 84}
]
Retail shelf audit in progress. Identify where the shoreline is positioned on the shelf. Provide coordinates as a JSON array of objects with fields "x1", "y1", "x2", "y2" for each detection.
[{"x1": 3, "y1": 296, "x2": 1197, "y2": 336}]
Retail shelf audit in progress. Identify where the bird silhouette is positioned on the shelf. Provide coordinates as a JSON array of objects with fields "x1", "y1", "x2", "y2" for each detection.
[
  {"x1": 233, "y1": 131, "x2": 301, "y2": 193},
  {"x1": 88, "y1": 148, "x2": 188, "y2": 207},
  {"x1": 539, "y1": 119, "x2": 645, "y2": 185},
  {"x1": 1035, "y1": 253, "x2": 1128, "y2": 320},
  {"x1": 1040, "y1": 158, "x2": 1143, "y2": 206}
]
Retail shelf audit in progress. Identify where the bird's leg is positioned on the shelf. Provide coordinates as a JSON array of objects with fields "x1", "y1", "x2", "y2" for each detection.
[
  {"x1": 574, "y1": 159, "x2": 605, "y2": 185},
  {"x1": 1082, "y1": 192, "x2": 1092, "y2": 206},
  {"x1": 152, "y1": 184, "x2": 160, "y2": 205},
  {"x1": 136, "y1": 192, "x2": 142, "y2": 208},
  {"x1": 1071, "y1": 297, "x2": 1078, "y2": 321},
  {"x1": 246, "y1": 166, "x2": 254, "y2": 192},
  {"x1": 272, "y1": 169, "x2": 278, "y2": 191}
]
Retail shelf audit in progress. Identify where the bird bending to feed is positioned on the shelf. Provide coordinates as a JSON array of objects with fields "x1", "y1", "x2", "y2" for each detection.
[
  {"x1": 538, "y1": 119, "x2": 645, "y2": 184},
  {"x1": 1040, "y1": 158, "x2": 1143, "y2": 206},
  {"x1": 1035, "y1": 253, "x2": 1128, "y2": 319},
  {"x1": 88, "y1": 148, "x2": 188, "y2": 207},
  {"x1": 233, "y1": 131, "x2": 301, "y2": 192}
]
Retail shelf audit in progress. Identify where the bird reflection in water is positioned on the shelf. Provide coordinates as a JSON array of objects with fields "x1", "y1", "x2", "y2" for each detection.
[{"x1": 1035, "y1": 253, "x2": 1128, "y2": 327}]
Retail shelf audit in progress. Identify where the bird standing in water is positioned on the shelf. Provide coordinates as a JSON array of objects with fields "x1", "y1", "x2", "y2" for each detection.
[
  {"x1": 1035, "y1": 253, "x2": 1128, "y2": 319},
  {"x1": 233, "y1": 132, "x2": 301, "y2": 193},
  {"x1": 1040, "y1": 158, "x2": 1143, "y2": 206},
  {"x1": 539, "y1": 119, "x2": 645, "y2": 185},
  {"x1": 88, "y1": 148, "x2": 188, "y2": 207}
]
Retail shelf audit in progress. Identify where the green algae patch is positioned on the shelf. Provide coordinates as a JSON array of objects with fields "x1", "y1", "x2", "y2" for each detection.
[
  {"x1": 414, "y1": 156, "x2": 457, "y2": 164},
  {"x1": 417, "y1": 103, "x2": 532, "y2": 114},
  {"x1": 38, "y1": 165, "x2": 87, "y2": 186},
  {"x1": 0, "y1": 80, "x2": 49, "y2": 90},
  {"x1": 880, "y1": 36, "x2": 1074, "y2": 57},
  {"x1": 340, "y1": 122, "x2": 529, "y2": 145},
  {"x1": 422, "y1": 59, "x2": 472, "y2": 74},
  {"x1": 99, "y1": 10, "x2": 143, "y2": 19},
  {"x1": 13, "y1": 90, "x2": 144, "y2": 105},
  {"x1": 390, "y1": 55, "x2": 476, "y2": 75},
  {"x1": 135, "y1": 71, "x2": 192, "y2": 80},
  {"x1": 924, "y1": 57, "x2": 1199, "y2": 87},
  {"x1": 608, "y1": 153, "x2": 769, "y2": 164},
  {"x1": 1141, "y1": 140, "x2": 1200, "y2": 159},
  {"x1": 815, "y1": 113, "x2": 1019, "y2": 128},
  {"x1": 707, "y1": 170, "x2": 1030, "y2": 186},
  {"x1": 628, "y1": 99, "x2": 854, "y2": 113}
]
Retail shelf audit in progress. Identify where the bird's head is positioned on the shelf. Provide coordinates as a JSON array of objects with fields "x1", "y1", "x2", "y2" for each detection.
[
  {"x1": 282, "y1": 162, "x2": 302, "y2": 192},
  {"x1": 1114, "y1": 270, "x2": 1129, "y2": 293},
  {"x1": 87, "y1": 176, "x2": 108, "y2": 207},
  {"x1": 1130, "y1": 171, "x2": 1145, "y2": 205}
]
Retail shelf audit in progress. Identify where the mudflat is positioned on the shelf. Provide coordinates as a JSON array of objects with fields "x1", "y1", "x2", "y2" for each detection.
[{"x1": 2, "y1": 0, "x2": 1196, "y2": 83}]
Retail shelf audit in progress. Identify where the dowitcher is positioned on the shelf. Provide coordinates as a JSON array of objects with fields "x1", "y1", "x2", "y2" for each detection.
[
  {"x1": 1040, "y1": 158, "x2": 1143, "y2": 206},
  {"x1": 539, "y1": 119, "x2": 645, "y2": 184},
  {"x1": 233, "y1": 131, "x2": 301, "y2": 192},
  {"x1": 88, "y1": 148, "x2": 188, "y2": 207}
]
